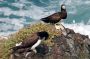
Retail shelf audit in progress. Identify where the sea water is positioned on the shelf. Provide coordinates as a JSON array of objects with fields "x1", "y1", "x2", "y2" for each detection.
[{"x1": 0, "y1": 0, "x2": 90, "y2": 38}]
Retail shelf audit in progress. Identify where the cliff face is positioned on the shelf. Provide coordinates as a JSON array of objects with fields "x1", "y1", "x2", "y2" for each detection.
[
  {"x1": 9, "y1": 24, "x2": 90, "y2": 59},
  {"x1": 51, "y1": 28, "x2": 90, "y2": 59}
]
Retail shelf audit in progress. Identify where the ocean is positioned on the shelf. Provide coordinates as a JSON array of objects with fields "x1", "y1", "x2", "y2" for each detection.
[{"x1": 0, "y1": 0, "x2": 90, "y2": 38}]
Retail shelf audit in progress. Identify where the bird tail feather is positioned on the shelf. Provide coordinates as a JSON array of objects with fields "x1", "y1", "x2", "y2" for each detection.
[{"x1": 40, "y1": 18, "x2": 49, "y2": 23}]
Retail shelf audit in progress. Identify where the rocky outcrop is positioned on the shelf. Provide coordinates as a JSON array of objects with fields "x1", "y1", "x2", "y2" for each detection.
[{"x1": 9, "y1": 28, "x2": 90, "y2": 59}]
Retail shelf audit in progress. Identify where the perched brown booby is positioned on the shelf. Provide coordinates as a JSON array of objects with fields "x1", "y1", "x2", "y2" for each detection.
[
  {"x1": 41, "y1": 4, "x2": 67, "y2": 24},
  {"x1": 12, "y1": 31, "x2": 49, "y2": 53}
]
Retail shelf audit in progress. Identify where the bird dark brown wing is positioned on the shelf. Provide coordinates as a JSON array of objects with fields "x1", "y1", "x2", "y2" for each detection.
[
  {"x1": 47, "y1": 12, "x2": 61, "y2": 21},
  {"x1": 41, "y1": 12, "x2": 62, "y2": 23},
  {"x1": 41, "y1": 4, "x2": 67, "y2": 24},
  {"x1": 21, "y1": 33, "x2": 39, "y2": 47},
  {"x1": 11, "y1": 33, "x2": 40, "y2": 53}
]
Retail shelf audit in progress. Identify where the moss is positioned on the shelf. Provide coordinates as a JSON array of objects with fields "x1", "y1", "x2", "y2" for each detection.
[{"x1": 0, "y1": 23, "x2": 62, "y2": 59}]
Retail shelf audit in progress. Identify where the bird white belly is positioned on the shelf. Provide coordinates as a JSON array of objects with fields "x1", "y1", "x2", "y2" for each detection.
[{"x1": 31, "y1": 39, "x2": 42, "y2": 50}]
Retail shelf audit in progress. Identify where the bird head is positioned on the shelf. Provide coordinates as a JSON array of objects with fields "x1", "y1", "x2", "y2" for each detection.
[
  {"x1": 37, "y1": 31, "x2": 49, "y2": 40},
  {"x1": 61, "y1": 4, "x2": 66, "y2": 11}
]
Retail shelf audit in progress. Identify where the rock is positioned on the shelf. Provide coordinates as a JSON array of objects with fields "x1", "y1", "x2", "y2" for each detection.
[
  {"x1": 65, "y1": 28, "x2": 75, "y2": 34},
  {"x1": 55, "y1": 24, "x2": 67, "y2": 36},
  {"x1": 9, "y1": 24, "x2": 90, "y2": 59}
]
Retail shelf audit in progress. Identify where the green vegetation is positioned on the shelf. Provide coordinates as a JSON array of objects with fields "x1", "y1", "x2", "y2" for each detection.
[{"x1": 0, "y1": 23, "x2": 61, "y2": 59}]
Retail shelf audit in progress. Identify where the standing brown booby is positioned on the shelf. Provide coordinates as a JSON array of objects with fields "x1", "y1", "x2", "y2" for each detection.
[
  {"x1": 41, "y1": 4, "x2": 67, "y2": 24},
  {"x1": 12, "y1": 31, "x2": 49, "y2": 53}
]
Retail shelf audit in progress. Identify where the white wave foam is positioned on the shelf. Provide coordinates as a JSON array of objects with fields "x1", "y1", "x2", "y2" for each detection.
[
  {"x1": 0, "y1": 0, "x2": 90, "y2": 38},
  {"x1": 62, "y1": 22, "x2": 90, "y2": 38},
  {"x1": 0, "y1": 31, "x2": 17, "y2": 37},
  {"x1": 0, "y1": 0, "x2": 89, "y2": 18},
  {"x1": 0, "y1": 5, "x2": 55, "y2": 20},
  {"x1": 0, "y1": 18, "x2": 24, "y2": 33},
  {"x1": 1, "y1": 0, "x2": 87, "y2": 20},
  {"x1": 0, "y1": 7, "x2": 12, "y2": 16},
  {"x1": 84, "y1": 1, "x2": 90, "y2": 5}
]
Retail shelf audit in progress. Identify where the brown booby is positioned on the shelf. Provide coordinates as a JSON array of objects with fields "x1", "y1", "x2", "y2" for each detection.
[
  {"x1": 12, "y1": 31, "x2": 49, "y2": 53},
  {"x1": 41, "y1": 4, "x2": 67, "y2": 24}
]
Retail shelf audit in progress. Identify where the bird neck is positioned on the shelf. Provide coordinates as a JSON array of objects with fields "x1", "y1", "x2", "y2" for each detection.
[
  {"x1": 31, "y1": 39, "x2": 42, "y2": 50},
  {"x1": 61, "y1": 9, "x2": 66, "y2": 12}
]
